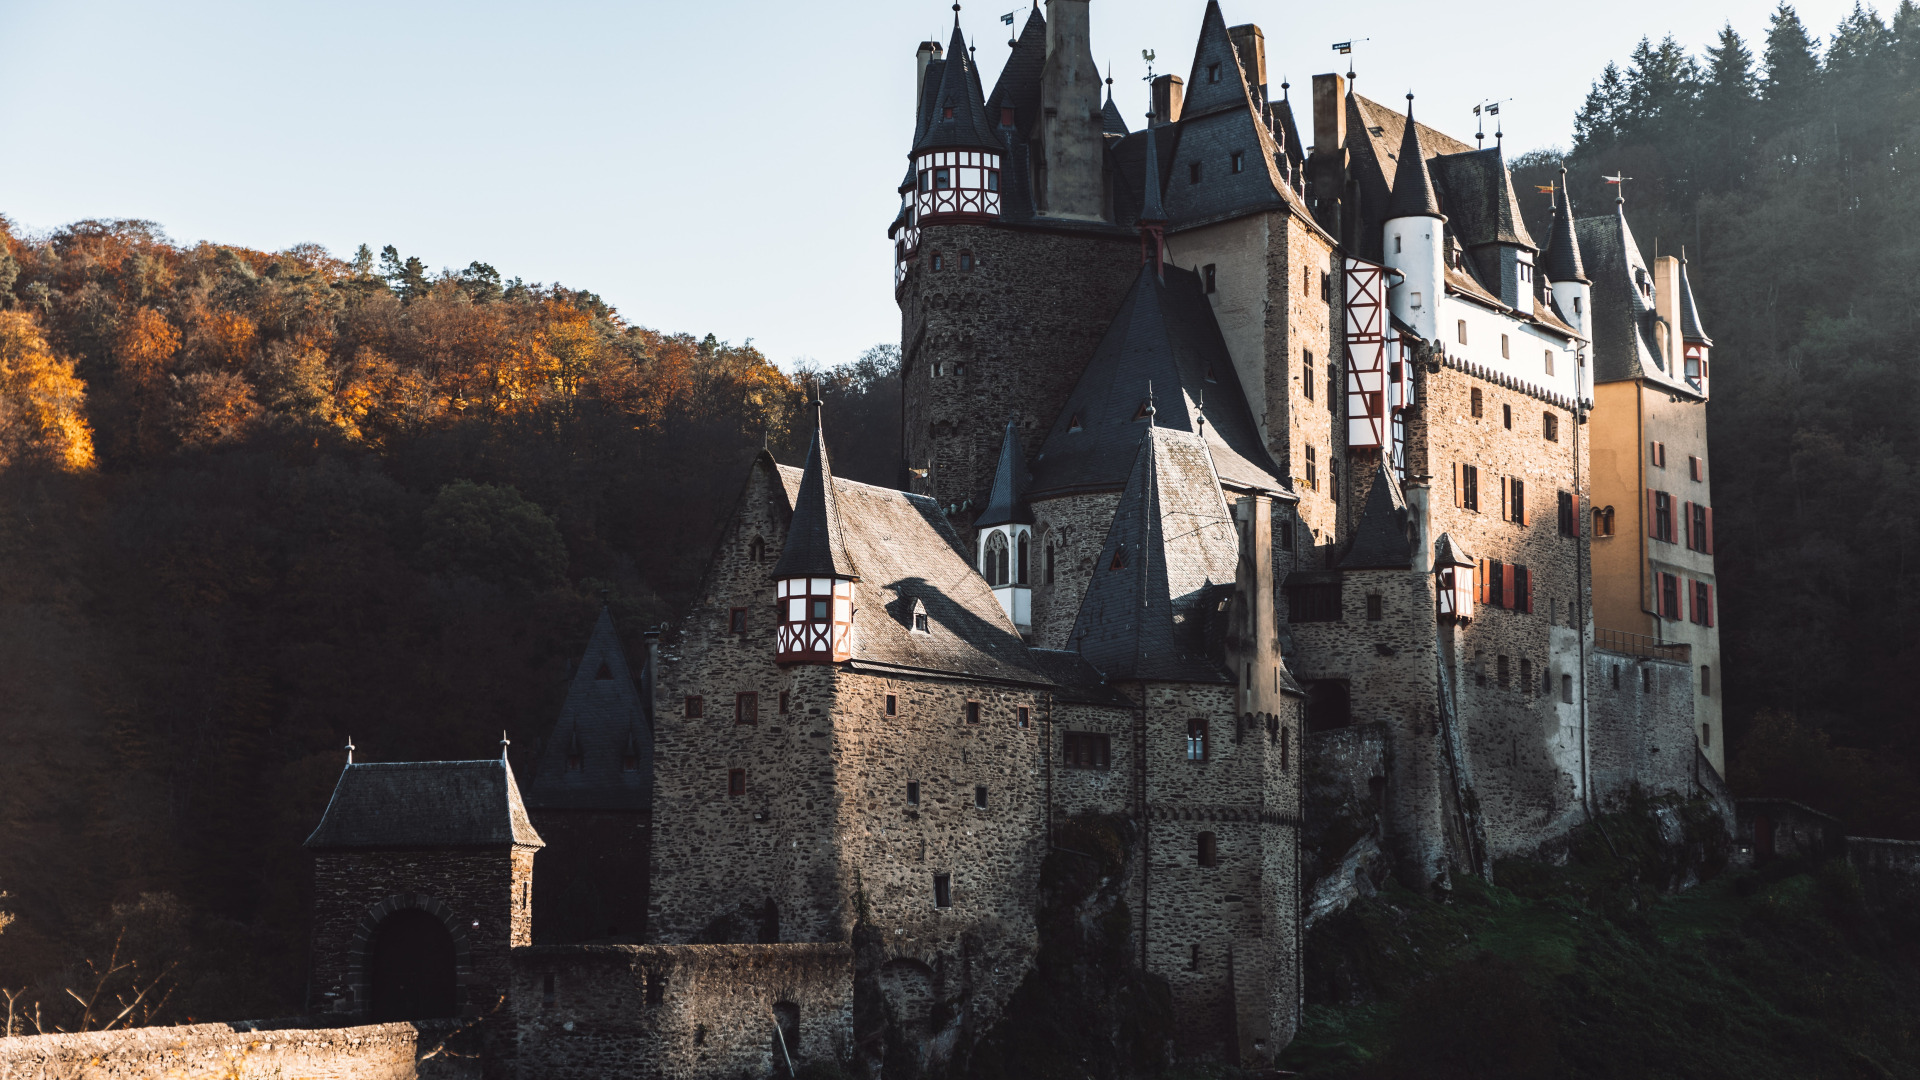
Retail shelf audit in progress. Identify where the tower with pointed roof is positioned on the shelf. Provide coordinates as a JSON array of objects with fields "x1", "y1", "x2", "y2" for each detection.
[
  {"x1": 976, "y1": 419, "x2": 1034, "y2": 631},
  {"x1": 1383, "y1": 95, "x2": 1447, "y2": 344},
  {"x1": 772, "y1": 400, "x2": 859, "y2": 664}
]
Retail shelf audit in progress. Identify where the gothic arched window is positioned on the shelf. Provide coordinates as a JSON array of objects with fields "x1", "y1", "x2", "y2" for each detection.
[
  {"x1": 984, "y1": 532, "x2": 1010, "y2": 587},
  {"x1": 1015, "y1": 532, "x2": 1029, "y2": 585}
]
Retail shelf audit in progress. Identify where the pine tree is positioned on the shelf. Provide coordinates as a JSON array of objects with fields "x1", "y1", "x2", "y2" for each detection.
[
  {"x1": 1761, "y1": 4, "x2": 1821, "y2": 125},
  {"x1": 1574, "y1": 62, "x2": 1628, "y2": 149},
  {"x1": 1701, "y1": 25, "x2": 1759, "y2": 190}
]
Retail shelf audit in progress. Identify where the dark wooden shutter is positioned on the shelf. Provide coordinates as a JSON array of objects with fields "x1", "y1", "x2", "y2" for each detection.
[
  {"x1": 1477, "y1": 559, "x2": 1489, "y2": 604},
  {"x1": 1705, "y1": 583, "x2": 1715, "y2": 627},
  {"x1": 1704, "y1": 507, "x2": 1714, "y2": 555},
  {"x1": 1688, "y1": 578, "x2": 1697, "y2": 622},
  {"x1": 1523, "y1": 566, "x2": 1534, "y2": 614}
]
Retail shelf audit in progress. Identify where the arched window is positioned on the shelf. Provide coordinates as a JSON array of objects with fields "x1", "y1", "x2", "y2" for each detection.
[
  {"x1": 1015, "y1": 532, "x2": 1029, "y2": 585},
  {"x1": 984, "y1": 532, "x2": 1010, "y2": 587},
  {"x1": 1197, "y1": 831, "x2": 1218, "y2": 867},
  {"x1": 748, "y1": 536, "x2": 765, "y2": 563}
]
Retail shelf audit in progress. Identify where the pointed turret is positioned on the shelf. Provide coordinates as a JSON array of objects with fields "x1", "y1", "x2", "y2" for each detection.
[
  {"x1": 976, "y1": 420, "x2": 1032, "y2": 528},
  {"x1": 1433, "y1": 532, "x2": 1477, "y2": 621},
  {"x1": 1384, "y1": 96, "x2": 1444, "y2": 220},
  {"x1": 908, "y1": 16, "x2": 1007, "y2": 225},
  {"x1": 527, "y1": 606, "x2": 651, "y2": 812},
  {"x1": 773, "y1": 400, "x2": 858, "y2": 663},
  {"x1": 1340, "y1": 462, "x2": 1413, "y2": 570},
  {"x1": 1542, "y1": 168, "x2": 1588, "y2": 284},
  {"x1": 1676, "y1": 249, "x2": 1711, "y2": 389},
  {"x1": 913, "y1": 21, "x2": 1002, "y2": 156},
  {"x1": 976, "y1": 420, "x2": 1034, "y2": 632}
]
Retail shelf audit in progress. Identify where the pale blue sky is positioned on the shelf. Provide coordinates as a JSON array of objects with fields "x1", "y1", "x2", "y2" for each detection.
[{"x1": 0, "y1": 0, "x2": 1859, "y2": 368}]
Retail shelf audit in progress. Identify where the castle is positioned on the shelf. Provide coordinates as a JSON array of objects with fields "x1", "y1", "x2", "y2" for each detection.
[{"x1": 290, "y1": 2, "x2": 1731, "y2": 1075}]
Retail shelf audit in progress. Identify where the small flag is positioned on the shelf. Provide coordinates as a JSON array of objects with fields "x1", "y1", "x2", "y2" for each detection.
[
  {"x1": 1332, "y1": 41, "x2": 1352, "y2": 53},
  {"x1": 1001, "y1": 11, "x2": 1015, "y2": 25},
  {"x1": 1487, "y1": 103, "x2": 1500, "y2": 116},
  {"x1": 1535, "y1": 184, "x2": 1557, "y2": 194},
  {"x1": 1603, "y1": 174, "x2": 1627, "y2": 184},
  {"x1": 1473, "y1": 104, "x2": 1483, "y2": 116}
]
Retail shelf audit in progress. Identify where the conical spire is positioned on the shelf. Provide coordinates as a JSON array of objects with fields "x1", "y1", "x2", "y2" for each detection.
[
  {"x1": 1385, "y1": 94, "x2": 1444, "y2": 220},
  {"x1": 1139, "y1": 122, "x2": 1167, "y2": 224},
  {"x1": 1542, "y1": 166, "x2": 1588, "y2": 284},
  {"x1": 914, "y1": 18, "x2": 1003, "y2": 154},
  {"x1": 1340, "y1": 462, "x2": 1412, "y2": 570},
  {"x1": 1676, "y1": 249, "x2": 1711, "y2": 343},
  {"x1": 771, "y1": 396, "x2": 860, "y2": 581},
  {"x1": 976, "y1": 420, "x2": 1033, "y2": 528}
]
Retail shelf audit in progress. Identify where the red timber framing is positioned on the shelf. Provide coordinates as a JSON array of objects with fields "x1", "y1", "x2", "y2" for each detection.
[
  {"x1": 1344, "y1": 257, "x2": 1392, "y2": 451},
  {"x1": 914, "y1": 150, "x2": 1002, "y2": 219}
]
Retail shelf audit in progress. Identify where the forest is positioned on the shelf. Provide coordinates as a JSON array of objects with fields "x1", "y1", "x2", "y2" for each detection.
[{"x1": 0, "y1": 0, "x2": 1914, "y2": 1041}]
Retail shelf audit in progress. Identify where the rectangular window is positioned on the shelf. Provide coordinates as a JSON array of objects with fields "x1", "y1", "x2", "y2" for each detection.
[
  {"x1": 1508, "y1": 478, "x2": 1526, "y2": 525},
  {"x1": 1519, "y1": 657, "x2": 1532, "y2": 693},
  {"x1": 965, "y1": 700, "x2": 981, "y2": 724},
  {"x1": 1280, "y1": 521, "x2": 1294, "y2": 552},
  {"x1": 1197, "y1": 831, "x2": 1218, "y2": 867},
  {"x1": 1456, "y1": 463, "x2": 1480, "y2": 511},
  {"x1": 1457, "y1": 319, "x2": 1468, "y2": 345},
  {"x1": 885, "y1": 693, "x2": 897, "y2": 717},
  {"x1": 1190, "y1": 944, "x2": 1202, "y2": 971},
  {"x1": 1545, "y1": 349, "x2": 1555, "y2": 376},
  {"x1": 1503, "y1": 403, "x2": 1513, "y2": 429},
  {"x1": 933, "y1": 873, "x2": 952, "y2": 908},
  {"x1": 974, "y1": 785, "x2": 988, "y2": 810},
  {"x1": 728, "y1": 768, "x2": 745, "y2": 797},
  {"x1": 1690, "y1": 456, "x2": 1703, "y2": 482},
  {"x1": 1063, "y1": 732, "x2": 1112, "y2": 769},
  {"x1": 1661, "y1": 572, "x2": 1681, "y2": 620},
  {"x1": 1186, "y1": 718, "x2": 1209, "y2": 762},
  {"x1": 907, "y1": 780, "x2": 920, "y2": 805},
  {"x1": 1485, "y1": 559, "x2": 1505, "y2": 608},
  {"x1": 1231, "y1": 150, "x2": 1245, "y2": 173},
  {"x1": 1305, "y1": 445, "x2": 1318, "y2": 491},
  {"x1": 1470, "y1": 388, "x2": 1484, "y2": 418},
  {"x1": 1514, "y1": 564, "x2": 1532, "y2": 613},
  {"x1": 1543, "y1": 412, "x2": 1559, "y2": 442},
  {"x1": 1501, "y1": 334, "x2": 1511, "y2": 359},
  {"x1": 1366, "y1": 593, "x2": 1383, "y2": 621},
  {"x1": 1690, "y1": 579, "x2": 1715, "y2": 626},
  {"x1": 1687, "y1": 503, "x2": 1711, "y2": 553},
  {"x1": 779, "y1": 690, "x2": 790, "y2": 714},
  {"x1": 1702, "y1": 722, "x2": 1712, "y2": 747},
  {"x1": 1558, "y1": 491, "x2": 1578, "y2": 537},
  {"x1": 1701, "y1": 666, "x2": 1712, "y2": 696},
  {"x1": 1287, "y1": 582, "x2": 1342, "y2": 622},
  {"x1": 735, "y1": 692, "x2": 758, "y2": 724},
  {"x1": 728, "y1": 607, "x2": 747, "y2": 634},
  {"x1": 1561, "y1": 673, "x2": 1575, "y2": 703},
  {"x1": 1303, "y1": 359, "x2": 1314, "y2": 401},
  {"x1": 1497, "y1": 654, "x2": 1511, "y2": 689},
  {"x1": 1017, "y1": 706, "x2": 1031, "y2": 728},
  {"x1": 685, "y1": 695, "x2": 704, "y2": 718},
  {"x1": 1203, "y1": 264, "x2": 1217, "y2": 293},
  {"x1": 1651, "y1": 491, "x2": 1674, "y2": 542}
]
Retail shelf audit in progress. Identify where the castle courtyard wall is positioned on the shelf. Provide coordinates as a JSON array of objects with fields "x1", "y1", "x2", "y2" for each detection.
[{"x1": 0, "y1": 1019, "x2": 481, "y2": 1080}]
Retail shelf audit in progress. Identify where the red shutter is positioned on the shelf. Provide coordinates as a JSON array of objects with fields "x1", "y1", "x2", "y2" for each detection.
[
  {"x1": 1647, "y1": 489, "x2": 1658, "y2": 538},
  {"x1": 1684, "y1": 502, "x2": 1694, "y2": 548},
  {"x1": 1688, "y1": 578, "x2": 1697, "y2": 622},
  {"x1": 1704, "y1": 507, "x2": 1714, "y2": 555},
  {"x1": 1502, "y1": 563, "x2": 1516, "y2": 610},
  {"x1": 1704, "y1": 584, "x2": 1715, "y2": 627}
]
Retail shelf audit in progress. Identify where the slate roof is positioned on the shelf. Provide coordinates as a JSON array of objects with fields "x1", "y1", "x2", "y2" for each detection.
[
  {"x1": 1070, "y1": 426, "x2": 1241, "y2": 683},
  {"x1": 1345, "y1": 94, "x2": 1477, "y2": 261},
  {"x1": 1138, "y1": 123, "x2": 1168, "y2": 223},
  {"x1": 1428, "y1": 147, "x2": 1534, "y2": 250},
  {"x1": 1432, "y1": 531, "x2": 1475, "y2": 568},
  {"x1": 773, "y1": 464, "x2": 1041, "y2": 684},
  {"x1": 1180, "y1": 2, "x2": 1251, "y2": 121},
  {"x1": 1026, "y1": 648, "x2": 1137, "y2": 707},
  {"x1": 1102, "y1": 91, "x2": 1129, "y2": 137},
  {"x1": 1574, "y1": 203, "x2": 1699, "y2": 396},
  {"x1": 1677, "y1": 253, "x2": 1710, "y2": 343},
  {"x1": 913, "y1": 22, "x2": 1001, "y2": 155},
  {"x1": 1385, "y1": 98, "x2": 1444, "y2": 220},
  {"x1": 1028, "y1": 263, "x2": 1287, "y2": 499},
  {"x1": 976, "y1": 420, "x2": 1033, "y2": 528},
  {"x1": 1340, "y1": 463, "x2": 1413, "y2": 570},
  {"x1": 526, "y1": 608, "x2": 650, "y2": 812},
  {"x1": 770, "y1": 415, "x2": 860, "y2": 580},
  {"x1": 984, "y1": 6, "x2": 1047, "y2": 220},
  {"x1": 306, "y1": 759, "x2": 544, "y2": 849},
  {"x1": 1541, "y1": 168, "x2": 1588, "y2": 284}
]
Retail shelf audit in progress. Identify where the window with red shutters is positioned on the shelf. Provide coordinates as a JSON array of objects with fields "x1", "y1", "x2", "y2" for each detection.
[
  {"x1": 1516, "y1": 565, "x2": 1533, "y2": 614},
  {"x1": 1502, "y1": 563, "x2": 1516, "y2": 610}
]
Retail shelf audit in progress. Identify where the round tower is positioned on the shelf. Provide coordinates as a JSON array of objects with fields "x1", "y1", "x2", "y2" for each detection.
[
  {"x1": 1382, "y1": 95, "x2": 1446, "y2": 343},
  {"x1": 771, "y1": 401, "x2": 859, "y2": 664},
  {"x1": 1543, "y1": 166, "x2": 1593, "y2": 342}
]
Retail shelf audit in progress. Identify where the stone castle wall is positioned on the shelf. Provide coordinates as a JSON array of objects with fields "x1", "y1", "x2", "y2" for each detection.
[
  {"x1": 512, "y1": 943, "x2": 852, "y2": 1080},
  {"x1": 1030, "y1": 491, "x2": 1121, "y2": 651},
  {"x1": 1586, "y1": 650, "x2": 1697, "y2": 809},
  {"x1": 0, "y1": 1019, "x2": 480, "y2": 1080}
]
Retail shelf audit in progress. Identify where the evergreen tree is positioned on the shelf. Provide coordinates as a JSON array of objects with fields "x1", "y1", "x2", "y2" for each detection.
[
  {"x1": 1761, "y1": 4, "x2": 1821, "y2": 125},
  {"x1": 1701, "y1": 25, "x2": 1759, "y2": 190}
]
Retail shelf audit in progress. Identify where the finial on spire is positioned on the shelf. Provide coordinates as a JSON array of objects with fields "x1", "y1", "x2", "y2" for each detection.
[
  {"x1": 500, "y1": 730, "x2": 511, "y2": 760},
  {"x1": 1145, "y1": 380, "x2": 1157, "y2": 425},
  {"x1": 345, "y1": 737, "x2": 355, "y2": 764}
]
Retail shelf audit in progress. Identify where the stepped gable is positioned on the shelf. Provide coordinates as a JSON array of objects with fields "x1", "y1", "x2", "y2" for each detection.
[
  {"x1": 526, "y1": 608, "x2": 650, "y2": 812},
  {"x1": 774, "y1": 467, "x2": 1041, "y2": 684},
  {"x1": 976, "y1": 420, "x2": 1033, "y2": 528},
  {"x1": 1541, "y1": 167, "x2": 1588, "y2": 284},
  {"x1": 913, "y1": 21, "x2": 1001, "y2": 156},
  {"x1": 1070, "y1": 425, "x2": 1241, "y2": 683},
  {"x1": 771, "y1": 414, "x2": 859, "y2": 581},
  {"x1": 306, "y1": 759, "x2": 543, "y2": 849},
  {"x1": 1027, "y1": 263, "x2": 1286, "y2": 499},
  {"x1": 1340, "y1": 462, "x2": 1413, "y2": 570},
  {"x1": 1575, "y1": 204, "x2": 1698, "y2": 395},
  {"x1": 1428, "y1": 147, "x2": 1533, "y2": 249}
]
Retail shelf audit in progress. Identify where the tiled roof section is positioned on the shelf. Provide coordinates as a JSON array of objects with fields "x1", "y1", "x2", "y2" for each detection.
[
  {"x1": 1102, "y1": 91, "x2": 1129, "y2": 136},
  {"x1": 1029, "y1": 264, "x2": 1286, "y2": 499},
  {"x1": 1541, "y1": 168, "x2": 1588, "y2": 284},
  {"x1": 526, "y1": 608, "x2": 650, "y2": 812},
  {"x1": 1341, "y1": 462, "x2": 1412, "y2": 569},
  {"x1": 1445, "y1": 266, "x2": 1504, "y2": 310},
  {"x1": 775, "y1": 468, "x2": 1040, "y2": 684},
  {"x1": 306, "y1": 760, "x2": 544, "y2": 849},
  {"x1": 984, "y1": 4, "x2": 1046, "y2": 220},
  {"x1": 770, "y1": 418, "x2": 860, "y2": 580},
  {"x1": 1432, "y1": 531, "x2": 1475, "y2": 567},
  {"x1": 1026, "y1": 648, "x2": 1136, "y2": 707},
  {"x1": 1138, "y1": 122, "x2": 1168, "y2": 222},
  {"x1": 914, "y1": 22, "x2": 1002, "y2": 154},
  {"x1": 1574, "y1": 204, "x2": 1696, "y2": 395},
  {"x1": 1533, "y1": 297, "x2": 1579, "y2": 338},
  {"x1": 976, "y1": 420, "x2": 1033, "y2": 527},
  {"x1": 1677, "y1": 253, "x2": 1711, "y2": 343},
  {"x1": 1180, "y1": 2, "x2": 1249, "y2": 120},
  {"x1": 1346, "y1": 95, "x2": 1477, "y2": 260},
  {"x1": 1070, "y1": 426, "x2": 1241, "y2": 683},
  {"x1": 1385, "y1": 98, "x2": 1445, "y2": 220},
  {"x1": 1428, "y1": 147, "x2": 1533, "y2": 249}
]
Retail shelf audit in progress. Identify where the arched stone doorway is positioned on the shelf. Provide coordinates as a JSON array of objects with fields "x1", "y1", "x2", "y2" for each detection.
[{"x1": 367, "y1": 908, "x2": 458, "y2": 1020}]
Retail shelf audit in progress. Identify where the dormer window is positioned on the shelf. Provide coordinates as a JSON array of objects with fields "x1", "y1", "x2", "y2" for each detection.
[
  {"x1": 1067, "y1": 413, "x2": 1083, "y2": 433},
  {"x1": 1133, "y1": 400, "x2": 1153, "y2": 421},
  {"x1": 943, "y1": 106, "x2": 955, "y2": 119},
  {"x1": 1110, "y1": 544, "x2": 1128, "y2": 570},
  {"x1": 911, "y1": 599, "x2": 931, "y2": 634},
  {"x1": 1189, "y1": 162, "x2": 1203, "y2": 184},
  {"x1": 1000, "y1": 107, "x2": 1015, "y2": 126},
  {"x1": 1208, "y1": 63, "x2": 1222, "y2": 83}
]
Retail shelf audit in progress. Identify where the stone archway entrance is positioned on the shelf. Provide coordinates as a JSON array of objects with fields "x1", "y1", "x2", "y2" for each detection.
[{"x1": 367, "y1": 908, "x2": 458, "y2": 1020}]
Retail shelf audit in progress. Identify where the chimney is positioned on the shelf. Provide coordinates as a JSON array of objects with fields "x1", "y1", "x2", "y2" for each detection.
[
  {"x1": 1040, "y1": 0, "x2": 1105, "y2": 220},
  {"x1": 1151, "y1": 75, "x2": 1185, "y2": 127},
  {"x1": 1311, "y1": 73, "x2": 1349, "y2": 231},
  {"x1": 1654, "y1": 255, "x2": 1681, "y2": 372},
  {"x1": 1228, "y1": 24, "x2": 1267, "y2": 98},
  {"x1": 916, "y1": 40, "x2": 943, "y2": 95}
]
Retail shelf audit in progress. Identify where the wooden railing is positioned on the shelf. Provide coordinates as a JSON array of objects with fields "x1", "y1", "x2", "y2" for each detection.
[{"x1": 1595, "y1": 628, "x2": 1691, "y2": 662}]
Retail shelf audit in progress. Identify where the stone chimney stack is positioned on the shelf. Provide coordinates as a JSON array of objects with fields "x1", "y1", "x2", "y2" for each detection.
[
  {"x1": 1151, "y1": 74, "x2": 1185, "y2": 127},
  {"x1": 1040, "y1": 0, "x2": 1105, "y2": 220},
  {"x1": 1228, "y1": 24, "x2": 1267, "y2": 98},
  {"x1": 1311, "y1": 73, "x2": 1349, "y2": 232},
  {"x1": 1654, "y1": 255, "x2": 1682, "y2": 372},
  {"x1": 916, "y1": 39, "x2": 943, "y2": 94}
]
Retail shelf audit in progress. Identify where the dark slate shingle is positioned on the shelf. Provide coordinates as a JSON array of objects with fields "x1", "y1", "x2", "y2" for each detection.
[
  {"x1": 975, "y1": 420, "x2": 1033, "y2": 528},
  {"x1": 770, "y1": 419, "x2": 860, "y2": 580},
  {"x1": 526, "y1": 608, "x2": 651, "y2": 812},
  {"x1": 1340, "y1": 463, "x2": 1413, "y2": 570},
  {"x1": 306, "y1": 760, "x2": 544, "y2": 849}
]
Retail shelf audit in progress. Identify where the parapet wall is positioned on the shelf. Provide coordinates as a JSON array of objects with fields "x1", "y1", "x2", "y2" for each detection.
[
  {"x1": 513, "y1": 942, "x2": 853, "y2": 1079},
  {"x1": 0, "y1": 1018, "x2": 479, "y2": 1080}
]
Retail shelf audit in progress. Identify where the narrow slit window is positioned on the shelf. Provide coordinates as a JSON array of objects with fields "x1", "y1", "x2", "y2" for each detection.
[
  {"x1": 885, "y1": 693, "x2": 897, "y2": 717},
  {"x1": 728, "y1": 769, "x2": 745, "y2": 797},
  {"x1": 965, "y1": 700, "x2": 981, "y2": 724},
  {"x1": 1197, "y1": 831, "x2": 1218, "y2": 867},
  {"x1": 933, "y1": 873, "x2": 952, "y2": 908}
]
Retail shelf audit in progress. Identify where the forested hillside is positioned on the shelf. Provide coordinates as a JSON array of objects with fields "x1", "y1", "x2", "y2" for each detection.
[{"x1": 0, "y1": 0, "x2": 1914, "y2": 1037}]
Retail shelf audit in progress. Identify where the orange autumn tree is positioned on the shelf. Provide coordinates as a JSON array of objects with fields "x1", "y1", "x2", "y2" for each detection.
[{"x1": 0, "y1": 311, "x2": 94, "y2": 470}]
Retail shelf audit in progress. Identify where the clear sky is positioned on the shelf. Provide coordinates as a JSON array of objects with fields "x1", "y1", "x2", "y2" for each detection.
[{"x1": 0, "y1": 0, "x2": 1860, "y2": 369}]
